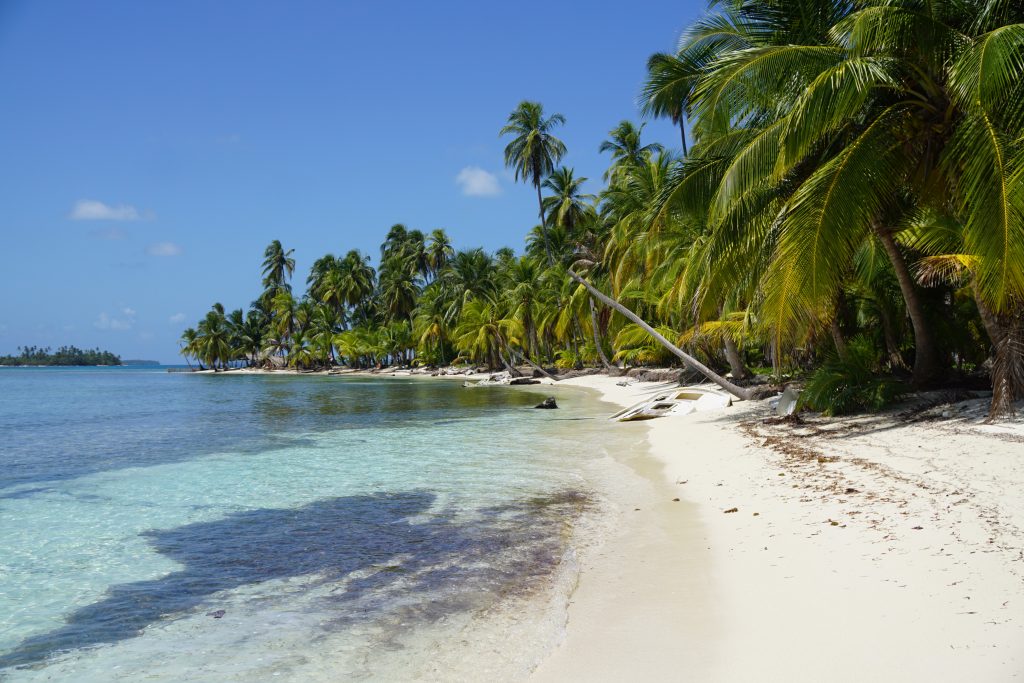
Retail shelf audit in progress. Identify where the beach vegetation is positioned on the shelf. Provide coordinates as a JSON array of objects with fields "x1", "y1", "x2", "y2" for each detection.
[{"x1": 0, "y1": 346, "x2": 121, "y2": 366}]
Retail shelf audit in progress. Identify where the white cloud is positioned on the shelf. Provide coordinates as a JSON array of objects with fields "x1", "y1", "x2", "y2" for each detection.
[
  {"x1": 70, "y1": 199, "x2": 144, "y2": 221},
  {"x1": 94, "y1": 310, "x2": 134, "y2": 331},
  {"x1": 455, "y1": 166, "x2": 501, "y2": 196},
  {"x1": 146, "y1": 242, "x2": 182, "y2": 257},
  {"x1": 168, "y1": 313, "x2": 186, "y2": 324},
  {"x1": 122, "y1": 307, "x2": 136, "y2": 316}
]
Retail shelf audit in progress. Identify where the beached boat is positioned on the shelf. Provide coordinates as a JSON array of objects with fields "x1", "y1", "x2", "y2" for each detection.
[{"x1": 609, "y1": 387, "x2": 732, "y2": 422}]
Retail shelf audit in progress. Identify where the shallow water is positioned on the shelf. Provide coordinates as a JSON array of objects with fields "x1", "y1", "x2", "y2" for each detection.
[{"x1": 0, "y1": 368, "x2": 641, "y2": 681}]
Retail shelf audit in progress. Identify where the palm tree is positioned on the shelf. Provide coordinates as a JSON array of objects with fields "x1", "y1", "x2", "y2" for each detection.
[
  {"x1": 380, "y1": 224, "x2": 409, "y2": 262},
  {"x1": 500, "y1": 101, "x2": 567, "y2": 265},
  {"x1": 435, "y1": 248, "x2": 498, "y2": 320},
  {"x1": 268, "y1": 289, "x2": 296, "y2": 360},
  {"x1": 453, "y1": 298, "x2": 521, "y2": 371},
  {"x1": 426, "y1": 229, "x2": 454, "y2": 280},
  {"x1": 307, "y1": 253, "x2": 340, "y2": 303},
  {"x1": 378, "y1": 253, "x2": 420, "y2": 324},
  {"x1": 237, "y1": 309, "x2": 267, "y2": 366},
  {"x1": 676, "y1": 0, "x2": 1022, "y2": 393},
  {"x1": 340, "y1": 250, "x2": 376, "y2": 306},
  {"x1": 196, "y1": 309, "x2": 231, "y2": 370},
  {"x1": 640, "y1": 52, "x2": 696, "y2": 154},
  {"x1": 261, "y1": 240, "x2": 295, "y2": 298},
  {"x1": 179, "y1": 328, "x2": 199, "y2": 368},
  {"x1": 414, "y1": 284, "x2": 453, "y2": 365},
  {"x1": 541, "y1": 167, "x2": 596, "y2": 235},
  {"x1": 501, "y1": 256, "x2": 547, "y2": 358},
  {"x1": 599, "y1": 121, "x2": 663, "y2": 181}
]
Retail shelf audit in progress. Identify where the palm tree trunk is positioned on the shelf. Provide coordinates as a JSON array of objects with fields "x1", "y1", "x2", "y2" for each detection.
[
  {"x1": 513, "y1": 348, "x2": 558, "y2": 381},
  {"x1": 984, "y1": 309, "x2": 1024, "y2": 420},
  {"x1": 830, "y1": 317, "x2": 849, "y2": 361},
  {"x1": 492, "y1": 333, "x2": 518, "y2": 375},
  {"x1": 716, "y1": 304, "x2": 750, "y2": 379},
  {"x1": 678, "y1": 114, "x2": 688, "y2": 156},
  {"x1": 535, "y1": 182, "x2": 555, "y2": 265},
  {"x1": 971, "y1": 280, "x2": 1003, "y2": 354},
  {"x1": 723, "y1": 334, "x2": 750, "y2": 379},
  {"x1": 971, "y1": 282, "x2": 1023, "y2": 419},
  {"x1": 568, "y1": 269, "x2": 755, "y2": 400},
  {"x1": 589, "y1": 298, "x2": 615, "y2": 372},
  {"x1": 830, "y1": 291, "x2": 849, "y2": 361},
  {"x1": 877, "y1": 307, "x2": 906, "y2": 370},
  {"x1": 872, "y1": 223, "x2": 941, "y2": 387}
]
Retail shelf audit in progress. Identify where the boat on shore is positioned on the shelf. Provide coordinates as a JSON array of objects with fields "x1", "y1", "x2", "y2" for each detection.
[{"x1": 609, "y1": 387, "x2": 732, "y2": 422}]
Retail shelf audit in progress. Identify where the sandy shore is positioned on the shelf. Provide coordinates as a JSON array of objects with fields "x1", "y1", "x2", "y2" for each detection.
[{"x1": 532, "y1": 375, "x2": 1024, "y2": 682}]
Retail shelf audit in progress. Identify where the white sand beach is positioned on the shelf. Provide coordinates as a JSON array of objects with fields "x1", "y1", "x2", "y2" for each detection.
[{"x1": 532, "y1": 374, "x2": 1024, "y2": 682}]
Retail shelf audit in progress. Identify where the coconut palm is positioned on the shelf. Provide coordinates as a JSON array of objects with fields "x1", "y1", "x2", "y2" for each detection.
[
  {"x1": 541, "y1": 167, "x2": 596, "y2": 235},
  {"x1": 196, "y1": 309, "x2": 232, "y2": 370},
  {"x1": 378, "y1": 253, "x2": 420, "y2": 324},
  {"x1": 178, "y1": 328, "x2": 199, "y2": 368},
  {"x1": 452, "y1": 298, "x2": 522, "y2": 370},
  {"x1": 500, "y1": 101, "x2": 567, "y2": 264},
  {"x1": 599, "y1": 121, "x2": 664, "y2": 181},
  {"x1": 640, "y1": 52, "x2": 698, "y2": 154},
  {"x1": 261, "y1": 240, "x2": 295, "y2": 298},
  {"x1": 426, "y1": 229, "x2": 454, "y2": 280},
  {"x1": 676, "y1": 0, "x2": 1023, "y2": 395}
]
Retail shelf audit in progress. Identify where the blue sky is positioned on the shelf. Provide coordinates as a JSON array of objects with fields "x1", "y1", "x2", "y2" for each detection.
[{"x1": 0, "y1": 1, "x2": 702, "y2": 362}]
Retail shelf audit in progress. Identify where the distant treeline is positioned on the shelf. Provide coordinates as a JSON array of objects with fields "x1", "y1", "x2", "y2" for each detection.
[{"x1": 0, "y1": 345, "x2": 122, "y2": 366}]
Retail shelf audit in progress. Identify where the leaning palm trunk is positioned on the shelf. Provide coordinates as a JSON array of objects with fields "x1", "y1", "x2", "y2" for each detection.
[
  {"x1": 589, "y1": 298, "x2": 616, "y2": 372},
  {"x1": 568, "y1": 270, "x2": 755, "y2": 400},
  {"x1": 873, "y1": 223, "x2": 941, "y2": 386},
  {"x1": 510, "y1": 347, "x2": 557, "y2": 381}
]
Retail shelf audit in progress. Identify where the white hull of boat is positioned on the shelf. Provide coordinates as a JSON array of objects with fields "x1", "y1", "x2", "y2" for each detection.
[{"x1": 610, "y1": 386, "x2": 732, "y2": 422}]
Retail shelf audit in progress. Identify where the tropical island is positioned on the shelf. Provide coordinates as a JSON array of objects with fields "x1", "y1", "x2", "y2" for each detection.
[
  {"x1": 181, "y1": 0, "x2": 1024, "y2": 421},
  {"x1": 2, "y1": 0, "x2": 1021, "y2": 680},
  {"x1": 0, "y1": 345, "x2": 122, "y2": 366}
]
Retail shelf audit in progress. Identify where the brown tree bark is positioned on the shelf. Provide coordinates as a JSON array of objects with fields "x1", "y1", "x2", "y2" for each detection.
[
  {"x1": 873, "y1": 223, "x2": 942, "y2": 386},
  {"x1": 723, "y1": 334, "x2": 750, "y2": 380},
  {"x1": 970, "y1": 283, "x2": 1024, "y2": 420},
  {"x1": 589, "y1": 298, "x2": 616, "y2": 373},
  {"x1": 988, "y1": 311, "x2": 1024, "y2": 420}
]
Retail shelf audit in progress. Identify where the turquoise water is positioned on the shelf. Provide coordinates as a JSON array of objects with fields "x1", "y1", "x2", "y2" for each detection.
[{"x1": 0, "y1": 368, "x2": 636, "y2": 681}]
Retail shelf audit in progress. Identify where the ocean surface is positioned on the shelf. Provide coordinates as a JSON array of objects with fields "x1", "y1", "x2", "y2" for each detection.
[{"x1": 0, "y1": 367, "x2": 644, "y2": 681}]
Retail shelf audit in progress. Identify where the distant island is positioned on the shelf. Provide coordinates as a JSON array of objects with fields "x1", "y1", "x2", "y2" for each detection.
[
  {"x1": 0, "y1": 345, "x2": 122, "y2": 366},
  {"x1": 122, "y1": 359, "x2": 160, "y2": 366}
]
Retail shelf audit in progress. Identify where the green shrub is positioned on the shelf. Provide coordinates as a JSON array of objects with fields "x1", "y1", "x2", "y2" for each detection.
[
  {"x1": 555, "y1": 348, "x2": 583, "y2": 370},
  {"x1": 799, "y1": 337, "x2": 906, "y2": 416}
]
